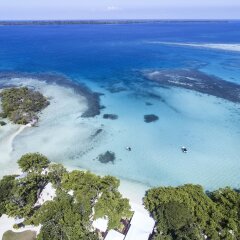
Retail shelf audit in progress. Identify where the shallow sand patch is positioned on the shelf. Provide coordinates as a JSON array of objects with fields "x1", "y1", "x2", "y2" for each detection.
[{"x1": 0, "y1": 77, "x2": 99, "y2": 177}]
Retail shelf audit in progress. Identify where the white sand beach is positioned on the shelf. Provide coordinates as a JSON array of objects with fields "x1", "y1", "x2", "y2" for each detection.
[
  {"x1": 119, "y1": 179, "x2": 149, "y2": 207},
  {"x1": 0, "y1": 214, "x2": 41, "y2": 239},
  {"x1": 0, "y1": 120, "x2": 27, "y2": 177}
]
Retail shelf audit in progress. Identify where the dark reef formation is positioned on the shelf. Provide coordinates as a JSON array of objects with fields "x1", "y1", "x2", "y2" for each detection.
[
  {"x1": 103, "y1": 114, "x2": 118, "y2": 120},
  {"x1": 106, "y1": 86, "x2": 127, "y2": 94},
  {"x1": 91, "y1": 129, "x2": 103, "y2": 138},
  {"x1": 98, "y1": 151, "x2": 115, "y2": 164},
  {"x1": 0, "y1": 72, "x2": 101, "y2": 118},
  {"x1": 143, "y1": 69, "x2": 240, "y2": 103},
  {"x1": 145, "y1": 102, "x2": 153, "y2": 106},
  {"x1": 100, "y1": 105, "x2": 106, "y2": 110},
  {"x1": 144, "y1": 114, "x2": 159, "y2": 123}
]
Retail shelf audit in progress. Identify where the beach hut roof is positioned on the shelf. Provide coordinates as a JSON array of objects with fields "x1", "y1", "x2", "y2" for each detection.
[
  {"x1": 124, "y1": 211, "x2": 155, "y2": 240},
  {"x1": 130, "y1": 211, "x2": 155, "y2": 232},
  {"x1": 104, "y1": 230, "x2": 125, "y2": 240},
  {"x1": 124, "y1": 226, "x2": 152, "y2": 240},
  {"x1": 92, "y1": 217, "x2": 108, "y2": 232}
]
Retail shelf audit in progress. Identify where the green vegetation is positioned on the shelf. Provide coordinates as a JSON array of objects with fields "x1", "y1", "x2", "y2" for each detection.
[
  {"x1": 0, "y1": 175, "x2": 16, "y2": 217},
  {"x1": 2, "y1": 230, "x2": 36, "y2": 240},
  {"x1": 18, "y1": 153, "x2": 50, "y2": 173},
  {"x1": 94, "y1": 186, "x2": 131, "y2": 229},
  {"x1": 144, "y1": 184, "x2": 240, "y2": 240},
  {"x1": 0, "y1": 87, "x2": 49, "y2": 124},
  {"x1": 0, "y1": 152, "x2": 131, "y2": 240},
  {"x1": 48, "y1": 163, "x2": 67, "y2": 188},
  {"x1": 61, "y1": 171, "x2": 132, "y2": 228},
  {"x1": 28, "y1": 190, "x2": 98, "y2": 240},
  {"x1": 6, "y1": 172, "x2": 48, "y2": 218}
]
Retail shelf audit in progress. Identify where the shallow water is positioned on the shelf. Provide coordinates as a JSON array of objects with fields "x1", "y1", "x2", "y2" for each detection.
[{"x1": 0, "y1": 22, "x2": 240, "y2": 190}]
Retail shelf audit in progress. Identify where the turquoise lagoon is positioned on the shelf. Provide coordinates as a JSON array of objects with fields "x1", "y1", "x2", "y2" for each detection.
[{"x1": 0, "y1": 21, "x2": 240, "y2": 190}]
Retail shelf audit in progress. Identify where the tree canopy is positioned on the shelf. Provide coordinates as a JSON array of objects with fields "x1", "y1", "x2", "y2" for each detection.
[
  {"x1": 17, "y1": 153, "x2": 50, "y2": 173},
  {"x1": 144, "y1": 184, "x2": 240, "y2": 240},
  {"x1": 61, "y1": 171, "x2": 132, "y2": 228},
  {"x1": 29, "y1": 190, "x2": 98, "y2": 240},
  {"x1": 0, "y1": 175, "x2": 16, "y2": 217}
]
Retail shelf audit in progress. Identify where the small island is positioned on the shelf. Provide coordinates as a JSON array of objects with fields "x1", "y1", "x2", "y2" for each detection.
[{"x1": 0, "y1": 87, "x2": 49, "y2": 125}]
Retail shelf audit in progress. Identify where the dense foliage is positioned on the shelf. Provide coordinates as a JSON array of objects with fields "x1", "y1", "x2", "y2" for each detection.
[
  {"x1": 0, "y1": 120, "x2": 7, "y2": 126},
  {"x1": 0, "y1": 175, "x2": 16, "y2": 217},
  {"x1": 6, "y1": 173, "x2": 48, "y2": 218},
  {"x1": 144, "y1": 184, "x2": 240, "y2": 240},
  {"x1": 61, "y1": 171, "x2": 132, "y2": 228},
  {"x1": 0, "y1": 152, "x2": 131, "y2": 240},
  {"x1": 17, "y1": 153, "x2": 50, "y2": 173},
  {"x1": 28, "y1": 191, "x2": 98, "y2": 240},
  {"x1": 0, "y1": 87, "x2": 49, "y2": 124}
]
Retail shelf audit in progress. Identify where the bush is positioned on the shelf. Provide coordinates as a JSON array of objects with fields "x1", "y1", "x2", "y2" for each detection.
[
  {"x1": 17, "y1": 153, "x2": 50, "y2": 173},
  {"x1": 144, "y1": 184, "x2": 240, "y2": 239},
  {"x1": 0, "y1": 175, "x2": 16, "y2": 217},
  {"x1": 0, "y1": 120, "x2": 7, "y2": 126}
]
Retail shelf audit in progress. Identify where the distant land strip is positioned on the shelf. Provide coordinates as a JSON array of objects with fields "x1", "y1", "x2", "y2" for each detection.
[{"x1": 0, "y1": 19, "x2": 236, "y2": 26}]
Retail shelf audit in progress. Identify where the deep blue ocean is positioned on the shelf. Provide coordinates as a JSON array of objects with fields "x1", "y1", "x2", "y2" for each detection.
[{"x1": 0, "y1": 21, "x2": 240, "y2": 189}]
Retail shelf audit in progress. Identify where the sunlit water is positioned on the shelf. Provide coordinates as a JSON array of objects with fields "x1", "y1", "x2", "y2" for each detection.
[{"x1": 0, "y1": 21, "x2": 240, "y2": 190}]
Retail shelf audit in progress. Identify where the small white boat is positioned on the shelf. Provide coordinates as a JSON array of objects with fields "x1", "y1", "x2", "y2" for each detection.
[
  {"x1": 181, "y1": 146, "x2": 188, "y2": 153},
  {"x1": 126, "y1": 147, "x2": 132, "y2": 151}
]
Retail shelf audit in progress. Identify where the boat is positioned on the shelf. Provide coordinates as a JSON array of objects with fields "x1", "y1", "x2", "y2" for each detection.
[{"x1": 181, "y1": 146, "x2": 188, "y2": 153}]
